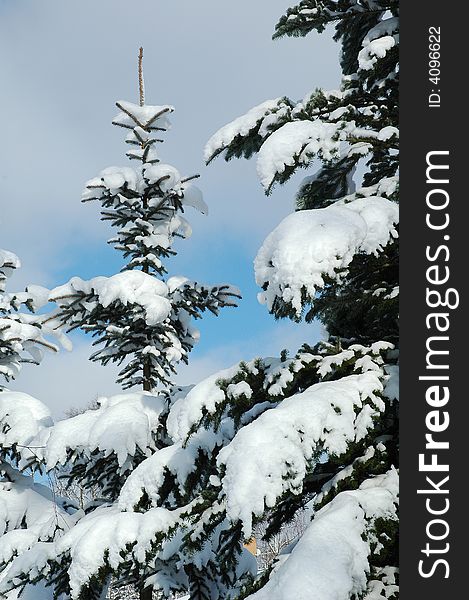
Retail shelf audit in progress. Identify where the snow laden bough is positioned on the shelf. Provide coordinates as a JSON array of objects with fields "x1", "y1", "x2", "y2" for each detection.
[
  {"x1": 0, "y1": 248, "x2": 68, "y2": 385},
  {"x1": 204, "y1": 9, "x2": 399, "y2": 333},
  {"x1": 0, "y1": 339, "x2": 398, "y2": 599},
  {"x1": 254, "y1": 192, "x2": 398, "y2": 319},
  {"x1": 43, "y1": 390, "x2": 169, "y2": 500},
  {"x1": 246, "y1": 469, "x2": 398, "y2": 600},
  {"x1": 0, "y1": 392, "x2": 78, "y2": 600}
]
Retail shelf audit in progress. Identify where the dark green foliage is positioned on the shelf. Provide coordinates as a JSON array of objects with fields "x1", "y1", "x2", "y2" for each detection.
[
  {"x1": 206, "y1": 1, "x2": 400, "y2": 596},
  {"x1": 305, "y1": 238, "x2": 399, "y2": 343},
  {"x1": 296, "y1": 155, "x2": 360, "y2": 210},
  {"x1": 52, "y1": 280, "x2": 239, "y2": 390}
]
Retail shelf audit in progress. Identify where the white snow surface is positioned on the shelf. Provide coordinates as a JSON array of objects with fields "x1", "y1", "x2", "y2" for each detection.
[
  {"x1": 113, "y1": 100, "x2": 174, "y2": 131},
  {"x1": 359, "y1": 36, "x2": 396, "y2": 71},
  {"x1": 218, "y1": 372, "x2": 385, "y2": 536},
  {"x1": 58, "y1": 505, "x2": 177, "y2": 598},
  {"x1": 44, "y1": 392, "x2": 166, "y2": 468},
  {"x1": 50, "y1": 271, "x2": 172, "y2": 326},
  {"x1": 0, "y1": 391, "x2": 52, "y2": 450},
  {"x1": 143, "y1": 163, "x2": 181, "y2": 190},
  {"x1": 118, "y1": 443, "x2": 195, "y2": 511},
  {"x1": 0, "y1": 315, "x2": 62, "y2": 381},
  {"x1": 246, "y1": 469, "x2": 398, "y2": 600},
  {"x1": 167, "y1": 364, "x2": 242, "y2": 443},
  {"x1": 166, "y1": 354, "x2": 317, "y2": 445},
  {"x1": 255, "y1": 196, "x2": 399, "y2": 315},
  {"x1": 257, "y1": 120, "x2": 340, "y2": 189},
  {"x1": 0, "y1": 471, "x2": 77, "y2": 573},
  {"x1": 181, "y1": 185, "x2": 208, "y2": 215},
  {"x1": 93, "y1": 166, "x2": 140, "y2": 193},
  {"x1": 0, "y1": 476, "x2": 72, "y2": 541},
  {"x1": 204, "y1": 98, "x2": 282, "y2": 162},
  {"x1": 0, "y1": 504, "x2": 181, "y2": 599},
  {"x1": 0, "y1": 249, "x2": 20, "y2": 272},
  {"x1": 365, "y1": 17, "x2": 399, "y2": 44},
  {"x1": 1, "y1": 582, "x2": 64, "y2": 600}
]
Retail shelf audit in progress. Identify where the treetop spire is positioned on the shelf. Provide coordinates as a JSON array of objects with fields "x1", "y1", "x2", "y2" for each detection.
[{"x1": 138, "y1": 46, "x2": 145, "y2": 108}]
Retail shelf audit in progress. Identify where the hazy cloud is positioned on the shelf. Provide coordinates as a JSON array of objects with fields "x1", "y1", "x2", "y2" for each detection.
[{"x1": 2, "y1": 0, "x2": 339, "y2": 414}]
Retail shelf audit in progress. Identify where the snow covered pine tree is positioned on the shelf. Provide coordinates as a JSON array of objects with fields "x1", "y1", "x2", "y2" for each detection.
[
  {"x1": 1, "y1": 2, "x2": 399, "y2": 596},
  {"x1": 200, "y1": 1, "x2": 399, "y2": 598},
  {"x1": 0, "y1": 50, "x2": 240, "y2": 600},
  {"x1": 0, "y1": 245, "x2": 73, "y2": 600}
]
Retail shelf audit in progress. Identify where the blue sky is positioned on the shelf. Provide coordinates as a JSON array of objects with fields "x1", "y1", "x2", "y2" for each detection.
[{"x1": 0, "y1": 0, "x2": 340, "y2": 416}]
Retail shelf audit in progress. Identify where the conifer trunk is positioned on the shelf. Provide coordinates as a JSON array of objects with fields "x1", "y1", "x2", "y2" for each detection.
[{"x1": 139, "y1": 46, "x2": 152, "y2": 600}]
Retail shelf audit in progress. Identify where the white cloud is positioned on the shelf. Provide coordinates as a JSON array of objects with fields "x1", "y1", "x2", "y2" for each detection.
[
  {"x1": 9, "y1": 337, "x2": 121, "y2": 419},
  {"x1": 0, "y1": 0, "x2": 339, "y2": 287},
  {"x1": 1, "y1": 0, "x2": 337, "y2": 418}
]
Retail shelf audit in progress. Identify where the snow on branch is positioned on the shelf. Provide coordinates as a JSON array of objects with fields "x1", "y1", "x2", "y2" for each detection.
[
  {"x1": 50, "y1": 272, "x2": 173, "y2": 327},
  {"x1": 204, "y1": 98, "x2": 293, "y2": 164},
  {"x1": 245, "y1": 469, "x2": 399, "y2": 600},
  {"x1": 0, "y1": 392, "x2": 52, "y2": 463},
  {"x1": 0, "y1": 468, "x2": 77, "y2": 577},
  {"x1": 0, "y1": 250, "x2": 20, "y2": 293},
  {"x1": 0, "y1": 503, "x2": 181, "y2": 600},
  {"x1": 43, "y1": 391, "x2": 167, "y2": 470},
  {"x1": 257, "y1": 120, "x2": 341, "y2": 190},
  {"x1": 217, "y1": 371, "x2": 385, "y2": 536},
  {"x1": 255, "y1": 196, "x2": 399, "y2": 317},
  {"x1": 113, "y1": 101, "x2": 174, "y2": 132}
]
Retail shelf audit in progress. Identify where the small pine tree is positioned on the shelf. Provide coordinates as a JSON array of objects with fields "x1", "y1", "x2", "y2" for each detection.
[
  {"x1": 51, "y1": 49, "x2": 239, "y2": 395},
  {"x1": 0, "y1": 50, "x2": 240, "y2": 600}
]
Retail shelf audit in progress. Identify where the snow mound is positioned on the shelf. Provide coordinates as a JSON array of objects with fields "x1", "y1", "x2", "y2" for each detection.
[
  {"x1": 167, "y1": 363, "x2": 243, "y2": 442},
  {"x1": 204, "y1": 98, "x2": 282, "y2": 162},
  {"x1": 113, "y1": 100, "x2": 174, "y2": 131},
  {"x1": 84, "y1": 166, "x2": 141, "y2": 196},
  {"x1": 0, "y1": 503, "x2": 180, "y2": 600},
  {"x1": 0, "y1": 391, "x2": 52, "y2": 451},
  {"x1": 246, "y1": 469, "x2": 398, "y2": 600},
  {"x1": 0, "y1": 471, "x2": 76, "y2": 575},
  {"x1": 257, "y1": 120, "x2": 340, "y2": 189},
  {"x1": 50, "y1": 271, "x2": 172, "y2": 326},
  {"x1": 218, "y1": 372, "x2": 385, "y2": 536},
  {"x1": 118, "y1": 443, "x2": 195, "y2": 510},
  {"x1": 0, "y1": 480, "x2": 75, "y2": 547},
  {"x1": 255, "y1": 197, "x2": 399, "y2": 315},
  {"x1": 55, "y1": 505, "x2": 178, "y2": 598},
  {"x1": 359, "y1": 36, "x2": 396, "y2": 71},
  {"x1": 44, "y1": 392, "x2": 166, "y2": 468},
  {"x1": 0, "y1": 249, "x2": 20, "y2": 268},
  {"x1": 181, "y1": 184, "x2": 208, "y2": 215}
]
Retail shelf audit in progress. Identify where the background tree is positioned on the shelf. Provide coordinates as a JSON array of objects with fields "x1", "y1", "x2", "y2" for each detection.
[
  {"x1": 0, "y1": 248, "x2": 61, "y2": 386},
  {"x1": 0, "y1": 50, "x2": 241, "y2": 600},
  {"x1": 0, "y1": 242, "x2": 72, "y2": 600}
]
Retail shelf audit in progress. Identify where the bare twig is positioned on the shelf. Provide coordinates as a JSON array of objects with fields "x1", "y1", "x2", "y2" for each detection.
[{"x1": 138, "y1": 47, "x2": 145, "y2": 107}]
